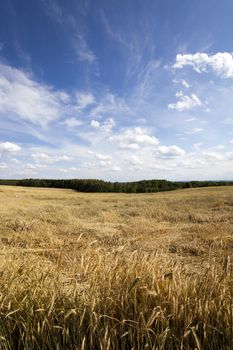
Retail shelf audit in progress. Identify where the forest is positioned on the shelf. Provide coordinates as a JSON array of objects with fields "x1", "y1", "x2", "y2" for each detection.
[{"x1": 0, "y1": 178, "x2": 232, "y2": 193}]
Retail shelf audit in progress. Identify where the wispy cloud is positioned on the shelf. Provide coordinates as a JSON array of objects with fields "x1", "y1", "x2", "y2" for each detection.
[
  {"x1": 76, "y1": 92, "x2": 95, "y2": 109},
  {"x1": 32, "y1": 152, "x2": 73, "y2": 165},
  {"x1": 60, "y1": 118, "x2": 83, "y2": 129},
  {"x1": 72, "y1": 34, "x2": 96, "y2": 64},
  {"x1": 186, "y1": 128, "x2": 204, "y2": 134},
  {"x1": 0, "y1": 62, "x2": 70, "y2": 125},
  {"x1": 41, "y1": 0, "x2": 97, "y2": 67},
  {"x1": 41, "y1": 0, "x2": 64, "y2": 24},
  {"x1": 101, "y1": 11, "x2": 131, "y2": 49}
]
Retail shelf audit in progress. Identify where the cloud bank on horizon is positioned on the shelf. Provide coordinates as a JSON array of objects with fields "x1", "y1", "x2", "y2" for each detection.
[{"x1": 0, "y1": 0, "x2": 233, "y2": 181}]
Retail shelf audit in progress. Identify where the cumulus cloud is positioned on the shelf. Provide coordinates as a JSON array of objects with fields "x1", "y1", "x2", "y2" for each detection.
[
  {"x1": 173, "y1": 52, "x2": 233, "y2": 78},
  {"x1": 168, "y1": 91, "x2": 202, "y2": 111},
  {"x1": 0, "y1": 142, "x2": 21, "y2": 154},
  {"x1": 157, "y1": 145, "x2": 185, "y2": 158},
  {"x1": 90, "y1": 118, "x2": 115, "y2": 132},
  {"x1": 109, "y1": 127, "x2": 159, "y2": 149},
  {"x1": 90, "y1": 120, "x2": 100, "y2": 128}
]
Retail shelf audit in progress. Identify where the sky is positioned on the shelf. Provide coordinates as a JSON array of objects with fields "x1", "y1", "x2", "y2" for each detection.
[{"x1": 0, "y1": 0, "x2": 233, "y2": 181}]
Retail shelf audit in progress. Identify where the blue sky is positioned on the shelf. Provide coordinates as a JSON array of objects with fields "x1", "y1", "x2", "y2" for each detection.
[{"x1": 0, "y1": 0, "x2": 233, "y2": 181}]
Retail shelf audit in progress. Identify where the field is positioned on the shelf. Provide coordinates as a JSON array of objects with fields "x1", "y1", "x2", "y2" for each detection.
[{"x1": 0, "y1": 185, "x2": 233, "y2": 349}]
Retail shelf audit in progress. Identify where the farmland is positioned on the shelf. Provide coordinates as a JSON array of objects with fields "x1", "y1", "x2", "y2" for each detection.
[{"x1": 0, "y1": 185, "x2": 233, "y2": 349}]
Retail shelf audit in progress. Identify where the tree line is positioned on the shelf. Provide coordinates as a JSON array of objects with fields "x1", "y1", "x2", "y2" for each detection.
[{"x1": 0, "y1": 178, "x2": 232, "y2": 193}]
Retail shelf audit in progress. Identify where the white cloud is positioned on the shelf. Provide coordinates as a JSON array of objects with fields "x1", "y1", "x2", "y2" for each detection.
[
  {"x1": 127, "y1": 155, "x2": 143, "y2": 165},
  {"x1": 173, "y1": 79, "x2": 191, "y2": 88},
  {"x1": 110, "y1": 165, "x2": 121, "y2": 172},
  {"x1": 202, "y1": 151, "x2": 226, "y2": 161},
  {"x1": 121, "y1": 143, "x2": 140, "y2": 150},
  {"x1": 76, "y1": 92, "x2": 95, "y2": 109},
  {"x1": 227, "y1": 151, "x2": 233, "y2": 160},
  {"x1": 109, "y1": 127, "x2": 159, "y2": 149},
  {"x1": 0, "y1": 62, "x2": 69, "y2": 125},
  {"x1": 61, "y1": 117, "x2": 83, "y2": 128},
  {"x1": 186, "y1": 128, "x2": 204, "y2": 134},
  {"x1": 42, "y1": 0, "x2": 64, "y2": 24},
  {"x1": 193, "y1": 142, "x2": 203, "y2": 150},
  {"x1": 99, "y1": 160, "x2": 112, "y2": 167},
  {"x1": 87, "y1": 151, "x2": 120, "y2": 171},
  {"x1": 58, "y1": 168, "x2": 69, "y2": 173},
  {"x1": 222, "y1": 118, "x2": 233, "y2": 125},
  {"x1": 173, "y1": 52, "x2": 233, "y2": 78},
  {"x1": 168, "y1": 91, "x2": 202, "y2": 111},
  {"x1": 137, "y1": 118, "x2": 147, "y2": 124},
  {"x1": 0, "y1": 162, "x2": 8, "y2": 169},
  {"x1": 230, "y1": 139, "x2": 233, "y2": 144},
  {"x1": 0, "y1": 142, "x2": 21, "y2": 154},
  {"x1": 32, "y1": 152, "x2": 73, "y2": 164},
  {"x1": 86, "y1": 151, "x2": 121, "y2": 172},
  {"x1": 211, "y1": 145, "x2": 225, "y2": 151},
  {"x1": 73, "y1": 34, "x2": 96, "y2": 64},
  {"x1": 90, "y1": 93, "x2": 129, "y2": 117},
  {"x1": 90, "y1": 118, "x2": 115, "y2": 132},
  {"x1": 102, "y1": 118, "x2": 115, "y2": 132},
  {"x1": 157, "y1": 145, "x2": 185, "y2": 158},
  {"x1": 91, "y1": 120, "x2": 100, "y2": 128},
  {"x1": 186, "y1": 117, "x2": 197, "y2": 122},
  {"x1": 95, "y1": 153, "x2": 112, "y2": 161},
  {"x1": 182, "y1": 80, "x2": 191, "y2": 88},
  {"x1": 10, "y1": 158, "x2": 20, "y2": 164},
  {"x1": 25, "y1": 163, "x2": 37, "y2": 170},
  {"x1": 70, "y1": 167, "x2": 79, "y2": 171}
]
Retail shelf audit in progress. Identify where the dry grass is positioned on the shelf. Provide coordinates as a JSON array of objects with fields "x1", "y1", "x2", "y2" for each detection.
[{"x1": 0, "y1": 185, "x2": 233, "y2": 349}]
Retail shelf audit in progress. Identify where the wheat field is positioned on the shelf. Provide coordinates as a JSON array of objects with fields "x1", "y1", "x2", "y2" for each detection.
[{"x1": 0, "y1": 185, "x2": 232, "y2": 349}]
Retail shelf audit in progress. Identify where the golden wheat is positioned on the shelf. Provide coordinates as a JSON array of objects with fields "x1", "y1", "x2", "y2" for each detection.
[{"x1": 0, "y1": 185, "x2": 232, "y2": 349}]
